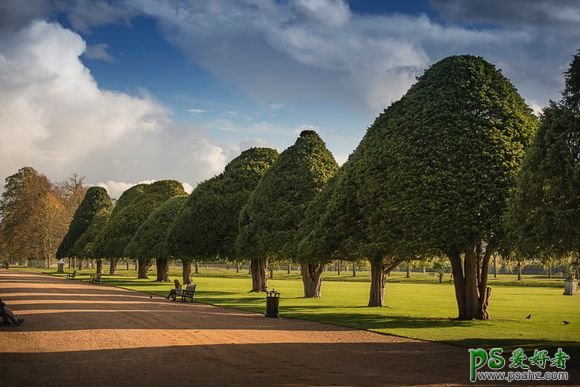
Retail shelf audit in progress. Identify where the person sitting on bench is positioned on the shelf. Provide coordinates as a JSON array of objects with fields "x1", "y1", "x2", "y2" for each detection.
[
  {"x1": 166, "y1": 279, "x2": 182, "y2": 301},
  {"x1": 0, "y1": 298, "x2": 24, "y2": 326}
]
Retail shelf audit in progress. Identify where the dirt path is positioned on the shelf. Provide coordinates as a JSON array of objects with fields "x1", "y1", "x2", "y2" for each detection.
[{"x1": 0, "y1": 271, "x2": 471, "y2": 385}]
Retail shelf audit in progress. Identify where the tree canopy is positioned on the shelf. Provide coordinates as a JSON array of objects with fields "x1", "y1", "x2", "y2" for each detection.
[
  {"x1": 317, "y1": 55, "x2": 537, "y2": 313},
  {"x1": 509, "y1": 51, "x2": 580, "y2": 262},
  {"x1": 57, "y1": 187, "x2": 113, "y2": 258},
  {"x1": 95, "y1": 181, "x2": 185, "y2": 258},
  {"x1": 168, "y1": 147, "x2": 279, "y2": 260},
  {"x1": 0, "y1": 167, "x2": 82, "y2": 264},
  {"x1": 125, "y1": 195, "x2": 188, "y2": 259},
  {"x1": 236, "y1": 131, "x2": 338, "y2": 260}
]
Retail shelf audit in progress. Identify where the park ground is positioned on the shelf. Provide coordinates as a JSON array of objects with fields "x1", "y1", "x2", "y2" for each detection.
[{"x1": 1, "y1": 267, "x2": 579, "y2": 385}]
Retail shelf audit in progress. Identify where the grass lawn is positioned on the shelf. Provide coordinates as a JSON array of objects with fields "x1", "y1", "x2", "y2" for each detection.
[{"x1": 34, "y1": 265, "x2": 580, "y2": 362}]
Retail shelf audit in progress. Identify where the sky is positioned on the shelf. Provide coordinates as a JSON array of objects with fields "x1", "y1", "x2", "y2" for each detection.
[{"x1": 0, "y1": 0, "x2": 579, "y2": 199}]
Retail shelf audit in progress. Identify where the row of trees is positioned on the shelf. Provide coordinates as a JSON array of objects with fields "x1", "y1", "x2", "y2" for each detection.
[
  {"x1": 53, "y1": 53, "x2": 578, "y2": 321},
  {"x1": 0, "y1": 168, "x2": 86, "y2": 267}
]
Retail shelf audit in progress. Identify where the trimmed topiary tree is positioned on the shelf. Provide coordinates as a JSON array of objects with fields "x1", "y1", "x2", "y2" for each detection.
[
  {"x1": 335, "y1": 55, "x2": 537, "y2": 315},
  {"x1": 125, "y1": 196, "x2": 188, "y2": 281},
  {"x1": 94, "y1": 184, "x2": 148, "y2": 274},
  {"x1": 95, "y1": 181, "x2": 185, "y2": 278},
  {"x1": 168, "y1": 148, "x2": 279, "y2": 285},
  {"x1": 57, "y1": 187, "x2": 113, "y2": 262},
  {"x1": 236, "y1": 131, "x2": 338, "y2": 293}
]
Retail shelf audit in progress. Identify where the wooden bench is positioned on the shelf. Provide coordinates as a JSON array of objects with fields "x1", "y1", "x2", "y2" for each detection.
[
  {"x1": 89, "y1": 273, "x2": 101, "y2": 284},
  {"x1": 180, "y1": 284, "x2": 196, "y2": 302},
  {"x1": 66, "y1": 270, "x2": 77, "y2": 279}
]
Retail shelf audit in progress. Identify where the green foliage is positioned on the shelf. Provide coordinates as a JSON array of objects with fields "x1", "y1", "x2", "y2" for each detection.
[
  {"x1": 169, "y1": 148, "x2": 279, "y2": 260},
  {"x1": 236, "y1": 131, "x2": 338, "y2": 260},
  {"x1": 326, "y1": 55, "x2": 537, "y2": 259},
  {"x1": 509, "y1": 52, "x2": 580, "y2": 259},
  {"x1": 95, "y1": 181, "x2": 185, "y2": 258},
  {"x1": 69, "y1": 208, "x2": 111, "y2": 258},
  {"x1": 57, "y1": 187, "x2": 113, "y2": 258},
  {"x1": 124, "y1": 196, "x2": 187, "y2": 258}
]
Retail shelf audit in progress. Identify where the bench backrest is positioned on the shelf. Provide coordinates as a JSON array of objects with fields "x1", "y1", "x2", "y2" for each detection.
[{"x1": 184, "y1": 284, "x2": 196, "y2": 294}]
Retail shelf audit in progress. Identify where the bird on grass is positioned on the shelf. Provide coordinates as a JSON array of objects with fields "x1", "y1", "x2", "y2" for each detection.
[
  {"x1": 526, "y1": 314, "x2": 531, "y2": 319},
  {"x1": 563, "y1": 320, "x2": 570, "y2": 325}
]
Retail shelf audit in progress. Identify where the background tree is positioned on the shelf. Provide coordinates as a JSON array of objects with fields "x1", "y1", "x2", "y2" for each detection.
[
  {"x1": 57, "y1": 187, "x2": 113, "y2": 274},
  {"x1": 0, "y1": 167, "x2": 77, "y2": 267},
  {"x1": 70, "y1": 205, "x2": 113, "y2": 274},
  {"x1": 96, "y1": 180, "x2": 185, "y2": 279},
  {"x1": 94, "y1": 184, "x2": 148, "y2": 274},
  {"x1": 342, "y1": 55, "x2": 536, "y2": 318},
  {"x1": 295, "y1": 175, "x2": 342, "y2": 297},
  {"x1": 168, "y1": 148, "x2": 278, "y2": 285},
  {"x1": 509, "y1": 51, "x2": 580, "y2": 279},
  {"x1": 57, "y1": 187, "x2": 112, "y2": 259},
  {"x1": 236, "y1": 131, "x2": 338, "y2": 292},
  {"x1": 125, "y1": 196, "x2": 187, "y2": 281}
]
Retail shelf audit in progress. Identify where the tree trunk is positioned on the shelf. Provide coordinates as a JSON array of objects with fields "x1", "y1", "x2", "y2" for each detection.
[
  {"x1": 109, "y1": 258, "x2": 118, "y2": 275},
  {"x1": 406, "y1": 260, "x2": 411, "y2": 278},
  {"x1": 236, "y1": 262, "x2": 240, "y2": 273},
  {"x1": 464, "y1": 246, "x2": 480, "y2": 320},
  {"x1": 449, "y1": 251, "x2": 466, "y2": 319},
  {"x1": 300, "y1": 262, "x2": 324, "y2": 298},
  {"x1": 448, "y1": 245, "x2": 492, "y2": 321},
  {"x1": 77, "y1": 258, "x2": 83, "y2": 270},
  {"x1": 517, "y1": 262, "x2": 522, "y2": 281},
  {"x1": 368, "y1": 259, "x2": 385, "y2": 307},
  {"x1": 155, "y1": 257, "x2": 169, "y2": 281},
  {"x1": 270, "y1": 269, "x2": 274, "y2": 279},
  {"x1": 548, "y1": 262, "x2": 552, "y2": 279},
  {"x1": 287, "y1": 264, "x2": 291, "y2": 275},
  {"x1": 194, "y1": 260, "x2": 199, "y2": 274},
  {"x1": 337, "y1": 260, "x2": 341, "y2": 276},
  {"x1": 137, "y1": 258, "x2": 153, "y2": 279},
  {"x1": 126, "y1": 259, "x2": 130, "y2": 270},
  {"x1": 182, "y1": 259, "x2": 192, "y2": 284},
  {"x1": 96, "y1": 258, "x2": 103, "y2": 275},
  {"x1": 352, "y1": 262, "x2": 357, "y2": 277},
  {"x1": 68, "y1": 258, "x2": 72, "y2": 269},
  {"x1": 493, "y1": 256, "x2": 497, "y2": 279},
  {"x1": 250, "y1": 257, "x2": 268, "y2": 292},
  {"x1": 438, "y1": 272, "x2": 443, "y2": 283}
]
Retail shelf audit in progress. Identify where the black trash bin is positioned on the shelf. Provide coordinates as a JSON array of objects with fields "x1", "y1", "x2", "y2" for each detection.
[{"x1": 265, "y1": 289, "x2": 280, "y2": 318}]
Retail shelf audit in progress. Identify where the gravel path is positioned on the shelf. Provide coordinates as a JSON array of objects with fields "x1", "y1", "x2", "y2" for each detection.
[{"x1": 0, "y1": 271, "x2": 471, "y2": 386}]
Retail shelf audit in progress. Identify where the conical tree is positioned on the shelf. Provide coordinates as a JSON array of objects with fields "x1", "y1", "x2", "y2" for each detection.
[
  {"x1": 95, "y1": 181, "x2": 185, "y2": 278},
  {"x1": 94, "y1": 184, "x2": 148, "y2": 274},
  {"x1": 509, "y1": 51, "x2": 580, "y2": 275},
  {"x1": 236, "y1": 131, "x2": 338, "y2": 293},
  {"x1": 125, "y1": 196, "x2": 188, "y2": 281},
  {"x1": 334, "y1": 55, "x2": 537, "y2": 315},
  {"x1": 69, "y1": 204, "x2": 112, "y2": 274},
  {"x1": 168, "y1": 148, "x2": 278, "y2": 285},
  {"x1": 57, "y1": 187, "x2": 113, "y2": 259}
]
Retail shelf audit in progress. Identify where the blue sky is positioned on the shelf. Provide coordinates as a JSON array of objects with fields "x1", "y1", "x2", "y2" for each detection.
[{"x1": 0, "y1": 0, "x2": 579, "y2": 197}]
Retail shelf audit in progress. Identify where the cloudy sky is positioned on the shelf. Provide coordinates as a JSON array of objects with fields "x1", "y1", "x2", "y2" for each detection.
[{"x1": 0, "y1": 0, "x2": 578, "y2": 198}]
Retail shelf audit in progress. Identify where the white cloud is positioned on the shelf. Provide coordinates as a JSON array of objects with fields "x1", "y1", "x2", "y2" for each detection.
[
  {"x1": 84, "y1": 42, "x2": 115, "y2": 62},
  {"x1": 187, "y1": 108, "x2": 206, "y2": 114},
  {"x1": 0, "y1": 20, "x2": 231, "y2": 193}
]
